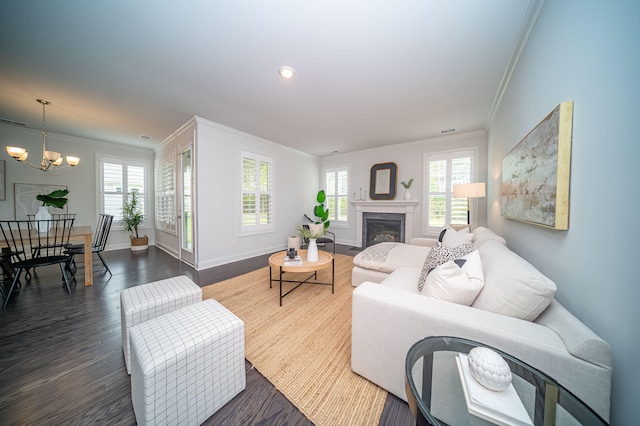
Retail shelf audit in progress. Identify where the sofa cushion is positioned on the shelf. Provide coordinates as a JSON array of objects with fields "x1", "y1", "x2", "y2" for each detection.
[
  {"x1": 417, "y1": 241, "x2": 473, "y2": 292},
  {"x1": 472, "y1": 226, "x2": 507, "y2": 250},
  {"x1": 421, "y1": 250, "x2": 484, "y2": 306},
  {"x1": 473, "y1": 240, "x2": 556, "y2": 321}
]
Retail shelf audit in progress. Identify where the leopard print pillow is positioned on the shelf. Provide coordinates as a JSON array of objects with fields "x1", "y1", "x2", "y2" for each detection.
[{"x1": 417, "y1": 241, "x2": 473, "y2": 292}]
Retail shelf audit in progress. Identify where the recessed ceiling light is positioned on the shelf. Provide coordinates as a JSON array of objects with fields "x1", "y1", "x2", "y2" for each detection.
[
  {"x1": 279, "y1": 66, "x2": 295, "y2": 79},
  {"x1": 139, "y1": 135, "x2": 151, "y2": 140}
]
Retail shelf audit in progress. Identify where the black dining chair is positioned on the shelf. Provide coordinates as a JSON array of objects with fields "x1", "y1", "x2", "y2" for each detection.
[
  {"x1": 0, "y1": 218, "x2": 76, "y2": 309},
  {"x1": 65, "y1": 214, "x2": 114, "y2": 276}
]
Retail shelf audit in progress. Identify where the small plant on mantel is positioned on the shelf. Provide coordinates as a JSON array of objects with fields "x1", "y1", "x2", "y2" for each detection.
[
  {"x1": 121, "y1": 189, "x2": 148, "y2": 250},
  {"x1": 401, "y1": 178, "x2": 413, "y2": 190}
]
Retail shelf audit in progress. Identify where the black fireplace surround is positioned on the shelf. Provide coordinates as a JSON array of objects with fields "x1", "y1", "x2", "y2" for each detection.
[{"x1": 362, "y1": 212, "x2": 405, "y2": 247}]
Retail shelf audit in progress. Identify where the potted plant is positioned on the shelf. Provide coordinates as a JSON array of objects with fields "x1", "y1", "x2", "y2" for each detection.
[
  {"x1": 295, "y1": 224, "x2": 323, "y2": 262},
  {"x1": 401, "y1": 178, "x2": 413, "y2": 200},
  {"x1": 121, "y1": 189, "x2": 148, "y2": 250},
  {"x1": 35, "y1": 189, "x2": 69, "y2": 232},
  {"x1": 304, "y1": 189, "x2": 330, "y2": 236}
]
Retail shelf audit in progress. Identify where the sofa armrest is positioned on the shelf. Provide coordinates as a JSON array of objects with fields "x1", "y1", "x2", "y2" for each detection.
[{"x1": 351, "y1": 282, "x2": 612, "y2": 420}]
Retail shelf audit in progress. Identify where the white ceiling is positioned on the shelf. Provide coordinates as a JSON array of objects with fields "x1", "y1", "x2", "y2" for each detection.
[{"x1": 0, "y1": 0, "x2": 539, "y2": 157}]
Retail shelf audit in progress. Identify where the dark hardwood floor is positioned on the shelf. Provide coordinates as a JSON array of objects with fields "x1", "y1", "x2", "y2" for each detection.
[{"x1": 0, "y1": 244, "x2": 413, "y2": 425}]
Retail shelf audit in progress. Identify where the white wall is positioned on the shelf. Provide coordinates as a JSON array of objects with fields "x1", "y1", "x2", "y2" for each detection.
[
  {"x1": 0, "y1": 124, "x2": 155, "y2": 249},
  {"x1": 320, "y1": 131, "x2": 488, "y2": 246},
  {"x1": 155, "y1": 117, "x2": 320, "y2": 270},
  {"x1": 487, "y1": 0, "x2": 639, "y2": 422}
]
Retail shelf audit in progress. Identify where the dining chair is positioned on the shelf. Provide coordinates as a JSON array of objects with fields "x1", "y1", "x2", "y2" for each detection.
[
  {"x1": 0, "y1": 218, "x2": 76, "y2": 309},
  {"x1": 65, "y1": 214, "x2": 114, "y2": 276}
]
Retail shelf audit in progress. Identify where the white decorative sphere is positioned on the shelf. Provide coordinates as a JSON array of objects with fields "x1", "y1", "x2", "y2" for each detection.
[{"x1": 467, "y1": 347, "x2": 512, "y2": 391}]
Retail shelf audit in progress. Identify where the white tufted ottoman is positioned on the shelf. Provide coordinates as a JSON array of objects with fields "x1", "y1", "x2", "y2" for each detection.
[
  {"x1": 130, "y1": 299, "x2": 246, "y2": 426},
  {"x1": 121, "y1": 275, "x2": 202, "y2": 374}
]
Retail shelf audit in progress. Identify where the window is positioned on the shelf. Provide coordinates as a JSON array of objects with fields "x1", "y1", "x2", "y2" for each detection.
[
  {"x1": 424, "y1": 149, "x2": 476, "y2": 234},
  {"x1": 100, "y1": 157, "x2": 147, "y2": 224},
  {"x1": 155, "y1": 151, "x2": 176, "y2": 233},
  {"x1": 324, "y1": 166, "x2": 349, "y2": 225},
  {"x1": 241, "y1": 151, "x2": 274, "y2": 232}
]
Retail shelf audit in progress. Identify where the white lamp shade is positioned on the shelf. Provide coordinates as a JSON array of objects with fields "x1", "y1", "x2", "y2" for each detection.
[
  {"x1": 66, "y1": 156, "x2": 80, "y2": 166},
  {"x1": 453, "y1": 182, "x2": 486, "y2": 198},
  {"x1": 6, "y1": 146, "x2": 26, "y2": 158}
]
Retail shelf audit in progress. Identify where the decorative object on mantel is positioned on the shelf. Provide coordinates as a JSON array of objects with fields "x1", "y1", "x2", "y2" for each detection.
[
  {"x1": 401, "y1": 178, "x2": 413, "y2": 201},
  {"x1": 369, "y1": 162, "x2": 397, "y2": 200},
  {"x1": 121, "y1": 189, "x2": 148, "y2": 250},
  {"x1": 502, "y1": 101, "x2": 573, "y2": 230},
  {"x1": 34, "y1": 188, "x2": 69, "y2": 233},
  {"x1": 453, "y1": 182, "x2": 486, "y2": 225},
  {"x1": 5, "y1": 99, "x2": 80, "y2": 172}
]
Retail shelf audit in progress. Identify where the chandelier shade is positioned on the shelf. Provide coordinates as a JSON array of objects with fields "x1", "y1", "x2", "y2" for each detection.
[{"x1": 5, "y1": 99, "x2": 80, "y2": 171}]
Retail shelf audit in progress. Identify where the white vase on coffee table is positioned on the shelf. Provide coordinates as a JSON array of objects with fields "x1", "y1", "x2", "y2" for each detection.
[{"x1": 307, "y1": 238, "x2": 319, "y2": 262}]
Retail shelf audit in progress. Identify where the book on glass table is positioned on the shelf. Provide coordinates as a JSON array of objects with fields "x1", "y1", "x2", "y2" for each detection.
[
  {"x1": 456, "y1": 354, "x2": 533, "y2": 426},
  {"x1": 283, "y1": 256, "x2": 303, "y2": 266}
]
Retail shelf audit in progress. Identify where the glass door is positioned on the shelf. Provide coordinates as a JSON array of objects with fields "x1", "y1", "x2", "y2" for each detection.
[{"x1": 178, "y1": 147, "x2": 195, "y2": 265}]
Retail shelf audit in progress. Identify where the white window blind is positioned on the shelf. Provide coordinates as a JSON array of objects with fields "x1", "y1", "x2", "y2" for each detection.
[
  {"x1": 100, "y1": 157, "x2": 147, "y2": 224},
  {"x1": 424, "y1": 150, "x2": 474, "y2": 233},
  {"x1": 155, "y1": 151, "x2": 176, "y2": 233},
  {"x1": 241, "y1": 151, "x2": 273, "y2": 232},
  {"x1": 325, "y1": 166, "x2": 349, "y2": 224}
]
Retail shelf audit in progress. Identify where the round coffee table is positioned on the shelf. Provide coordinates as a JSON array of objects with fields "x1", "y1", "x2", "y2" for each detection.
[
  {"x1": 405, "y1": 336, "x2": 607, "y2": 426},
  {"x1": 268, "y1": 250, "x2": 334, "y2": 306}
]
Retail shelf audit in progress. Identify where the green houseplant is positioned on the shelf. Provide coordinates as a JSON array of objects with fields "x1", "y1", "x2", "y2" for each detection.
[
  {"x1": 304, "y1": 189, "x2": 330, "y2": 236},
  {"x1": 121, "y1": 189, "x2": 148, "y2": 250},
  {"x1": 401, "y1": 178, "x2": 414, "y2": 201},
  {"x1": 37, "y1": 189, "x2": 69, "y2": 210},
  {"x1": 34, "y1": 189, "x2": 70, "y2": 232}
]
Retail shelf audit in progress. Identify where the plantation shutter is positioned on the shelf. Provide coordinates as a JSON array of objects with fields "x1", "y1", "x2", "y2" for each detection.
[{"x1": 242, "y1": 151, "x2": 273, "y2": 231}]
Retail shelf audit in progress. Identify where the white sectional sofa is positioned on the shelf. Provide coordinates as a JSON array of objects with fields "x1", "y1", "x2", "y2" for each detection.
[{"x1": 351, "y1": 227, "x2": 612, "y2": 421}]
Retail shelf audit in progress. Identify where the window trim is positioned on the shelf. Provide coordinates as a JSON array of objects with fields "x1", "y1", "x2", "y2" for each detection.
[
  {"x1": 323, "y1": 165, "x2": 350, "y2": 228},
  {"x1": 240, "y1": 151, "x2": 275, "y2": 235},
  {"x1": 423, "y1": 147, "x2": 479, "y2": 235},
  {"x1": 155, "y1": 150, "x2": 177, "y2": 235},
  {"x1": 97, "y1": 154, "x2": 150, "y2": 231}
]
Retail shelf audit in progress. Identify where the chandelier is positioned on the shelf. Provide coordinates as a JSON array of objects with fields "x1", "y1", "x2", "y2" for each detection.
[{"x1": 5, "y1": 99, "x2": 80, "y2": 171}]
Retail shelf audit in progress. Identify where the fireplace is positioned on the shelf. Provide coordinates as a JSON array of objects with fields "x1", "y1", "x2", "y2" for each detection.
[{"x1": 363, "y1": 212, "x2": 405, "y2": 247}]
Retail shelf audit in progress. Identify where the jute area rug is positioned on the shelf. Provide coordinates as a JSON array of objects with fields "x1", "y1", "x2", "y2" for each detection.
[{"x1": 202, "y1": 253, "x2": 387, "y2": 426}]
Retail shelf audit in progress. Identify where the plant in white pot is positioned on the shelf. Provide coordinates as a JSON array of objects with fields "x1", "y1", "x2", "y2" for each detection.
[
  {"x1": 295, "y1": 224, "x2": 325, "y2": 262},
  {"x1": 121, "y1": 189, "x2": 148, "y2": 251},
  {"x1": 401, "y1": 178, "x2": 413, "y2": 201},
  {"x1": 35, "y1": 189, "x2": 69, "y2": 232},
  {"x1": 304, "y1": 189, "x2": 330, "y2": 237}
]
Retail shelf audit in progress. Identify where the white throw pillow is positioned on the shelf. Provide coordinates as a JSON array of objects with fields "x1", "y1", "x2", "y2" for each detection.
[
  {"x1": 442, "y1": 227, "x2": 474, "y2": 247},
  {"x1": 417, "y1": 241, "x2": 473, "y2": 292},
  {"x1": 421, "y1": 250, "x2": 484, "y2": 306}
]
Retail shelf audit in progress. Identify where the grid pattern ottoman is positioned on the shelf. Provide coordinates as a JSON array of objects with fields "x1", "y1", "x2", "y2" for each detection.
[
  {"x1": 130, "y1": 299, "x2": 246, "y2": 426},
  {"x1": 121, "y1": 275, "x2": 202, "y2": 374}
]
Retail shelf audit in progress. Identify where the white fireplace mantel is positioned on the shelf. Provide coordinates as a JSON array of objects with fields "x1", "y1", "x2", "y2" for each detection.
[{"x1": 351, "y1": 200, "x2": 419, "y2": 247}]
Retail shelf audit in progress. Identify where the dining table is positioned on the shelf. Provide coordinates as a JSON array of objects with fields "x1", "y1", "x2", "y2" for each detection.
[
  {"x1": 1, "y1": 225, "x2": 94, "y2": 286},
  {"x1": 68, "y1": 226, "x2": 94, "y2": 286}
]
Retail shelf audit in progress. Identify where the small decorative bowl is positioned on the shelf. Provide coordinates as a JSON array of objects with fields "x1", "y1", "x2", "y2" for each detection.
[{"x1": 467, "y1": 347, "x2": 512, "y2": 391}]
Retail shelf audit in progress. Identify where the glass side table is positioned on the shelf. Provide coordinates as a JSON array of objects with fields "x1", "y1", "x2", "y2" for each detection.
[{"x1": 405, "y1": 336, "x2": 607, "y2": 426}]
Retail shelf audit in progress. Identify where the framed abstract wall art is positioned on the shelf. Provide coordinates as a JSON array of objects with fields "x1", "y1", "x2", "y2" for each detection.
[
  {"x1": 14, "y1": 183, "x2": 69, "y2": 220},
  {"x1": 501, "y1": 101, "x2": 573, "y2": 230}
]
